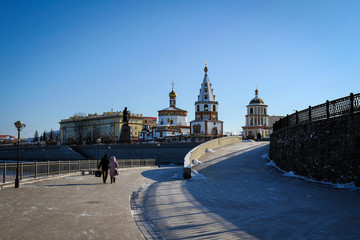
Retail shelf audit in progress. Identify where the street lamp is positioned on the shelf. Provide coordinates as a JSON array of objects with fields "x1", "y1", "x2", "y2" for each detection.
[
  {"x1": 14, "y1": 120, "x2": 25, "y2": 188},
  {"x1": 96, "y1": 138, "x2": 101, "y2": 165}
]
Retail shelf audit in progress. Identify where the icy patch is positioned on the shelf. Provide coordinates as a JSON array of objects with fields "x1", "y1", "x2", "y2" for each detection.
[
  {"x1": 242, "y1": 140, "x2": 254, "y2": 142},
  {"x1": 192, "y1": 159, "x2": 203, "y2": 166},
  {"x1": 205, "y1": 148, "x2": 215, "y2": 153},
  {"x1": 190, "y1": 169, "x2": 206, "y2": 180}
]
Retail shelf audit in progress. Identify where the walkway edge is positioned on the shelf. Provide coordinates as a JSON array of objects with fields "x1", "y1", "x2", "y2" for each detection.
[{"x1": 130, "y1": 183, "x2": 164, "y2": 240}]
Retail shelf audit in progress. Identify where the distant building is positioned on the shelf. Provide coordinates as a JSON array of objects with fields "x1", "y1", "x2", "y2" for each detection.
[
  {"x1": 152, "y1": 84, "x2": 190, "y2": 139},
  {"x1": 190, "y1": 62, "x2": 223, "y2": 137},
  {"x1": 59, "y1": 111, "x2": 155, "y2": 144},
  {"x1": 0, "y1": 135, "x2": 17, "y2": 142},
  {"x1": 242, "y1": 88, "x2": 273, "y2": 139}
]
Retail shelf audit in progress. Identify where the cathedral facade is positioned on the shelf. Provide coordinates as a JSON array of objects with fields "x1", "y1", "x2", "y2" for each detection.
[
  {"x1": 152, "y1": 84, "x2": 190, "y2": 139},
  {"x1": 190, "y1": 63, "x2": 223, "y2": 137},
  {"x1": 242, "y1": 88, "x2": 272, "y2": 139}
]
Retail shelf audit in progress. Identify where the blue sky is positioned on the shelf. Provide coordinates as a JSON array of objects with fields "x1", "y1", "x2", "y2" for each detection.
[{"x1": 1, "y1": 0, "x2": 359, "y2": 138}]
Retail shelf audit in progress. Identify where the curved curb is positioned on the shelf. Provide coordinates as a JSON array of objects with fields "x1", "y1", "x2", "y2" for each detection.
[{"x1": 130, "y1": 184, "x2": 164, "y2": 240}]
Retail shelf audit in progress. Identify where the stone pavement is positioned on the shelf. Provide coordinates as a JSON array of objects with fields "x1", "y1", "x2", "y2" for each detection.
[
  {"x1": 0, "y1": 166, "x2": 180, "y2": 240},
  {"x1": 2, "y1": 142, "x2": 360, "y2": 240},
  {"x1": 141, "y1": 141, "x2": 360, "y2": 240}
]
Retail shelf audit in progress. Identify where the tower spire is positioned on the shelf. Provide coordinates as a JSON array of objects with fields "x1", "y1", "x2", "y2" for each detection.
[{"x1": 204, "y1": 59, "x2": 208, "y2": 73}]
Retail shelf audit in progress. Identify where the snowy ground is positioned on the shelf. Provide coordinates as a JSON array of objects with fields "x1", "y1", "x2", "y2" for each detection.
[{"x1": 141, "y1": 141, "x2": 360, "y2": 240}]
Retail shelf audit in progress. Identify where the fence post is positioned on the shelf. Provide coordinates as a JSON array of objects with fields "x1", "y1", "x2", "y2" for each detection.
[
  {"x1": 308, "y1": 106, "x2": 312, "y2": 121},
  {"x1": 295, "y1": 111, "x2": 299, "y2": 124},
  {"x1": 3, "y1": 162, "x2": 6, "y2": 183},
  {"x1": 20, "y1": 162, "x2": 23, "y2": 180},
  {"x1": 350, "y1": 92, "x2": 354, "y2": 113},
  {"x1": 78, "y1": 160, "x2": 80, "y2": 172},
  {"x1": 326, "y1": 100, "x2": 330, "y2": 119},
  {"x1": 47, "y1": 161, "x2": 50, "y2": 176},
  {"x1": 68, "y1": 160, "x2": 70, "y2": 173},
  {"x1": 58, "y1": 161, "x2": 61, "y2": 175},
  {"x1": 286, "y1": 114, "x2": 289, "y2": 127},
  {"x1": 35, "y1": 161, "x2": 38, "y2": 179}
]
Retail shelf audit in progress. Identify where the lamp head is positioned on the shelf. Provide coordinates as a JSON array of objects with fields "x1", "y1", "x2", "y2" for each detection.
[{"x1": 14, "y1": 120, "x2": 24, "y2": 130}]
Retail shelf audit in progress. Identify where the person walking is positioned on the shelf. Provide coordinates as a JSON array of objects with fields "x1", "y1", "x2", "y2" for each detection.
[
  {"x1": 108, "y1": 156, "x2": 119, "y2": 184},
  {"x1": 97, "y1": 154, "x2": 109, "y2": 184}
]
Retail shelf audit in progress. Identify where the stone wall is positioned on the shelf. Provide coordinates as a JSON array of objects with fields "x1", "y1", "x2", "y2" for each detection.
[
  {"x1": 72, "y1": 142, "x2": 200, "y2": 165},
  {"x1": 269, "y1": 112, "x2": 360, "y2": 187},
  {"x1": 0, "y1": 145, "x2": 86, "y2": 161}
]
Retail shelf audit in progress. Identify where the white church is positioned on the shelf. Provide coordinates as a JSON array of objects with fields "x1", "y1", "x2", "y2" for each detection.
[
  {"x1": 190, "y1": 62, "x2": 223, "y2": 137},
  {"x1": 152, "y1": 83, "x2": 190, "y2": 139}
]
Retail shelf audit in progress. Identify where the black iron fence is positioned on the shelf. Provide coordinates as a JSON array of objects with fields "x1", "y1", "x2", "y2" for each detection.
[
  {"x1": 1, "y1": 159, "x2": 156, "y2": 185},
  {"x1": 273, "y1": 92, "x2": 360, "y2": 131}
]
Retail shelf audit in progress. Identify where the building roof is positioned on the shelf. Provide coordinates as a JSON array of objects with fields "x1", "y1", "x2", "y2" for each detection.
[
  {"x1": 196, "y1": 62, "x2": 216, "y2": 103},
  {"x1": 249, "y1": 89, "x2": 265, "y2": 105},
  {"x1": 158, "y1": 106, "x2": 187, "y2": 112}
]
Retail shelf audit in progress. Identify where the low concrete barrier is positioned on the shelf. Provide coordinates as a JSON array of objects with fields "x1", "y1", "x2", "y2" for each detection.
[{"x1": 183, "y1": 136, "x2": 242, "y2": 179}]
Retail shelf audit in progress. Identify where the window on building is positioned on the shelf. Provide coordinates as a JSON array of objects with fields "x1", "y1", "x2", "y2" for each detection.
[
  {"x1": 250, "y1": 108, "x2": 253, "y2": 114},
  {"x1": 264, "y1": 108, "x2": 267, "y2": 114},
  {"x1": 197, "y1": 105, "x2": 200, "y2": 111},
  {"x1": 205, "y1": 88, "x2": 208, "y2": 92},
  {"x1": 250, "y1": 119, "x2": 253, "y2": 125},
  {"x1": 213, "y1": 105, "x2": 216, "y2": 111},
  {"x1": 204, "y1": 104, "x2": 208, "y2": 111},
  {"x1": 204, "y1": 95, "x2": 208, "y2": 99},
  {"x1": 160, "y1": 121, "x2": 163, "y2": 125}
]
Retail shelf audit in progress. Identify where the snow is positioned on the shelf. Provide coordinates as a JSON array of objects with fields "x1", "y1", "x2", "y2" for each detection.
[
  {"x1": 205, "y1": 148, "x2": 215, "y2": 153},
  {"x1": 242, "y1": 140, "x2": 254, "y2": 142},
  {"x1": 190, "y1": 169, "x2": 206, "y2": 180},
  {"x1": 192, "y1": 159, "x2": 203, "y2": 166},
  {"x1": 265, "y1": 153, "x2": 360, "y2": 191}
]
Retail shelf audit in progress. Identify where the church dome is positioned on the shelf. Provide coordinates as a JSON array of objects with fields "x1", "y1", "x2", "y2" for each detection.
[
  {"x1": 169, "y1": 90, "x2": 177, "y2": 98},
  {"x1": 249, "y1": 89, "x2": 264, "y2": 104},
  {"x1": 249, "y1": 97, "x2": 264, "y2": 104}
]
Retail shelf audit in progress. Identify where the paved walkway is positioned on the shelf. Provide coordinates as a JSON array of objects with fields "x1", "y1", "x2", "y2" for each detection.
[
  {"x1": 141, "y1": 142, "x2": 360, "y2": 240},
  {"x1": 2, "y1": 142, "x2": 359, "y2": 240},
  {"x1": 0, "y1": 166, "x2": 180, "y2": 240}
]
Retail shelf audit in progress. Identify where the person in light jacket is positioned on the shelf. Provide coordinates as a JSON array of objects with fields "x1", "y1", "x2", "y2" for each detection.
[
  {"x1": 108, "y1": 156, "x2": 119, "y2": 184},
  {"x1": 97, "y1": 154, "x2": 109, "y2": 184}
]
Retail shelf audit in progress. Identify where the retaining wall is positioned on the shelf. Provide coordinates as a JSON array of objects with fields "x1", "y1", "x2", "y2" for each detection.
[
  {"x1": 183, "y1": 136, "x2": 243, "y2": 179},
  {"x1": 269, "y1": 112, "x2": 360, "y2": 187}
]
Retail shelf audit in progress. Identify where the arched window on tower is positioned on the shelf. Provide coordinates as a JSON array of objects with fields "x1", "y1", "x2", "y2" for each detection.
[
  {"x1": 250, "y1": 118, "x2": 253, "y2": 125},
  {"x1": 250, "y1": 108, "x2": 253, "y2": 114},
  {"x1": 204, "y1": 95, "x2": 208, "y2": 100},
  {"x1": 204, "y1": 104, "x2": 208, "y2": 111},
  {"x1": 264, "y1": 108, "x2": 267, "y2": 114},
  {"x1": 213, "y1": 105, "x2": 216, "y2": 111},
  {"x1": 197, "y1": 105, "x2": 200, "y2": 112}
]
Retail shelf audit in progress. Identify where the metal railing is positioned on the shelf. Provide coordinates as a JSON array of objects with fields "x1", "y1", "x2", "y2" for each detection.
[
  {"x1": 273, "y1": 92, "x2": 360, "y2": 131},
  {"x1": 1, "y1": 159, "x2": 156, "y2": 185}
]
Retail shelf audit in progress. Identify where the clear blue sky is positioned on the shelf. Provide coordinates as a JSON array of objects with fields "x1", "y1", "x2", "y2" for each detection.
[{"x1": 1, "y1": 0, "x2": 359, "y2": 138}]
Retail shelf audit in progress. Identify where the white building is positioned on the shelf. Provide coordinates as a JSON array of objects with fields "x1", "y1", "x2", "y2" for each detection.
[
  {"x1": 152, "y1": 85, "x2": 190, "y2": 139},
  {"x1": 190, "y1": 62, "x2": 223, "y2": 137},
  {"x1": 242, "y1": 88, "x2": 272, "y2": 139}
]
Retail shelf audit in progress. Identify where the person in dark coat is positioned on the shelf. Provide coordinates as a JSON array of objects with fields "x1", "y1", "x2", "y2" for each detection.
[{"x1": 97, "y1": 154, "x2": 109, "y2": 183}]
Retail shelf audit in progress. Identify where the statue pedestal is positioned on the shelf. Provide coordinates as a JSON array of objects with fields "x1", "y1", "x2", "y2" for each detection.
[{"x1": 118, "y1": 125, "x2": 131, "y2": 143}]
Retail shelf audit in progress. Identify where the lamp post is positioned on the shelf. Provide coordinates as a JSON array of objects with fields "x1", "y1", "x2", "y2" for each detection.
[
  {"x1": 14, "y1": 120, "x2": 25, "y2": 188},
  {"x1": 96, "y1": 138, "x2": 101, "y2": 166},
  {"x1": 156, "y1": 143, "x2": 161, "y2": 167}
]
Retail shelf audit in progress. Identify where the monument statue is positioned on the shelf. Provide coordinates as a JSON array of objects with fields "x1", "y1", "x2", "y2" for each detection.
[
  {"x1": 122, "y1": 107, "x2": 131, "y2": 126},
  {"x1": 119, "y1": 107, "x2": 131, "y2": 143}
]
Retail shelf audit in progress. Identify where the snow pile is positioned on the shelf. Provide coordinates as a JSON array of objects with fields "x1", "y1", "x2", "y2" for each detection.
[
  {"x1": 265, "y1": 154, "x2": 360, "y2": 191},
  {"x1": 190, "y1": 169, "x2": 206, "y2": 180},
  {"x1": 205, "y1": 148, "x2": 215, "y2": 153},
  {"x1": 192, "y1": 159, "x2": 203, "y2": 165}
]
